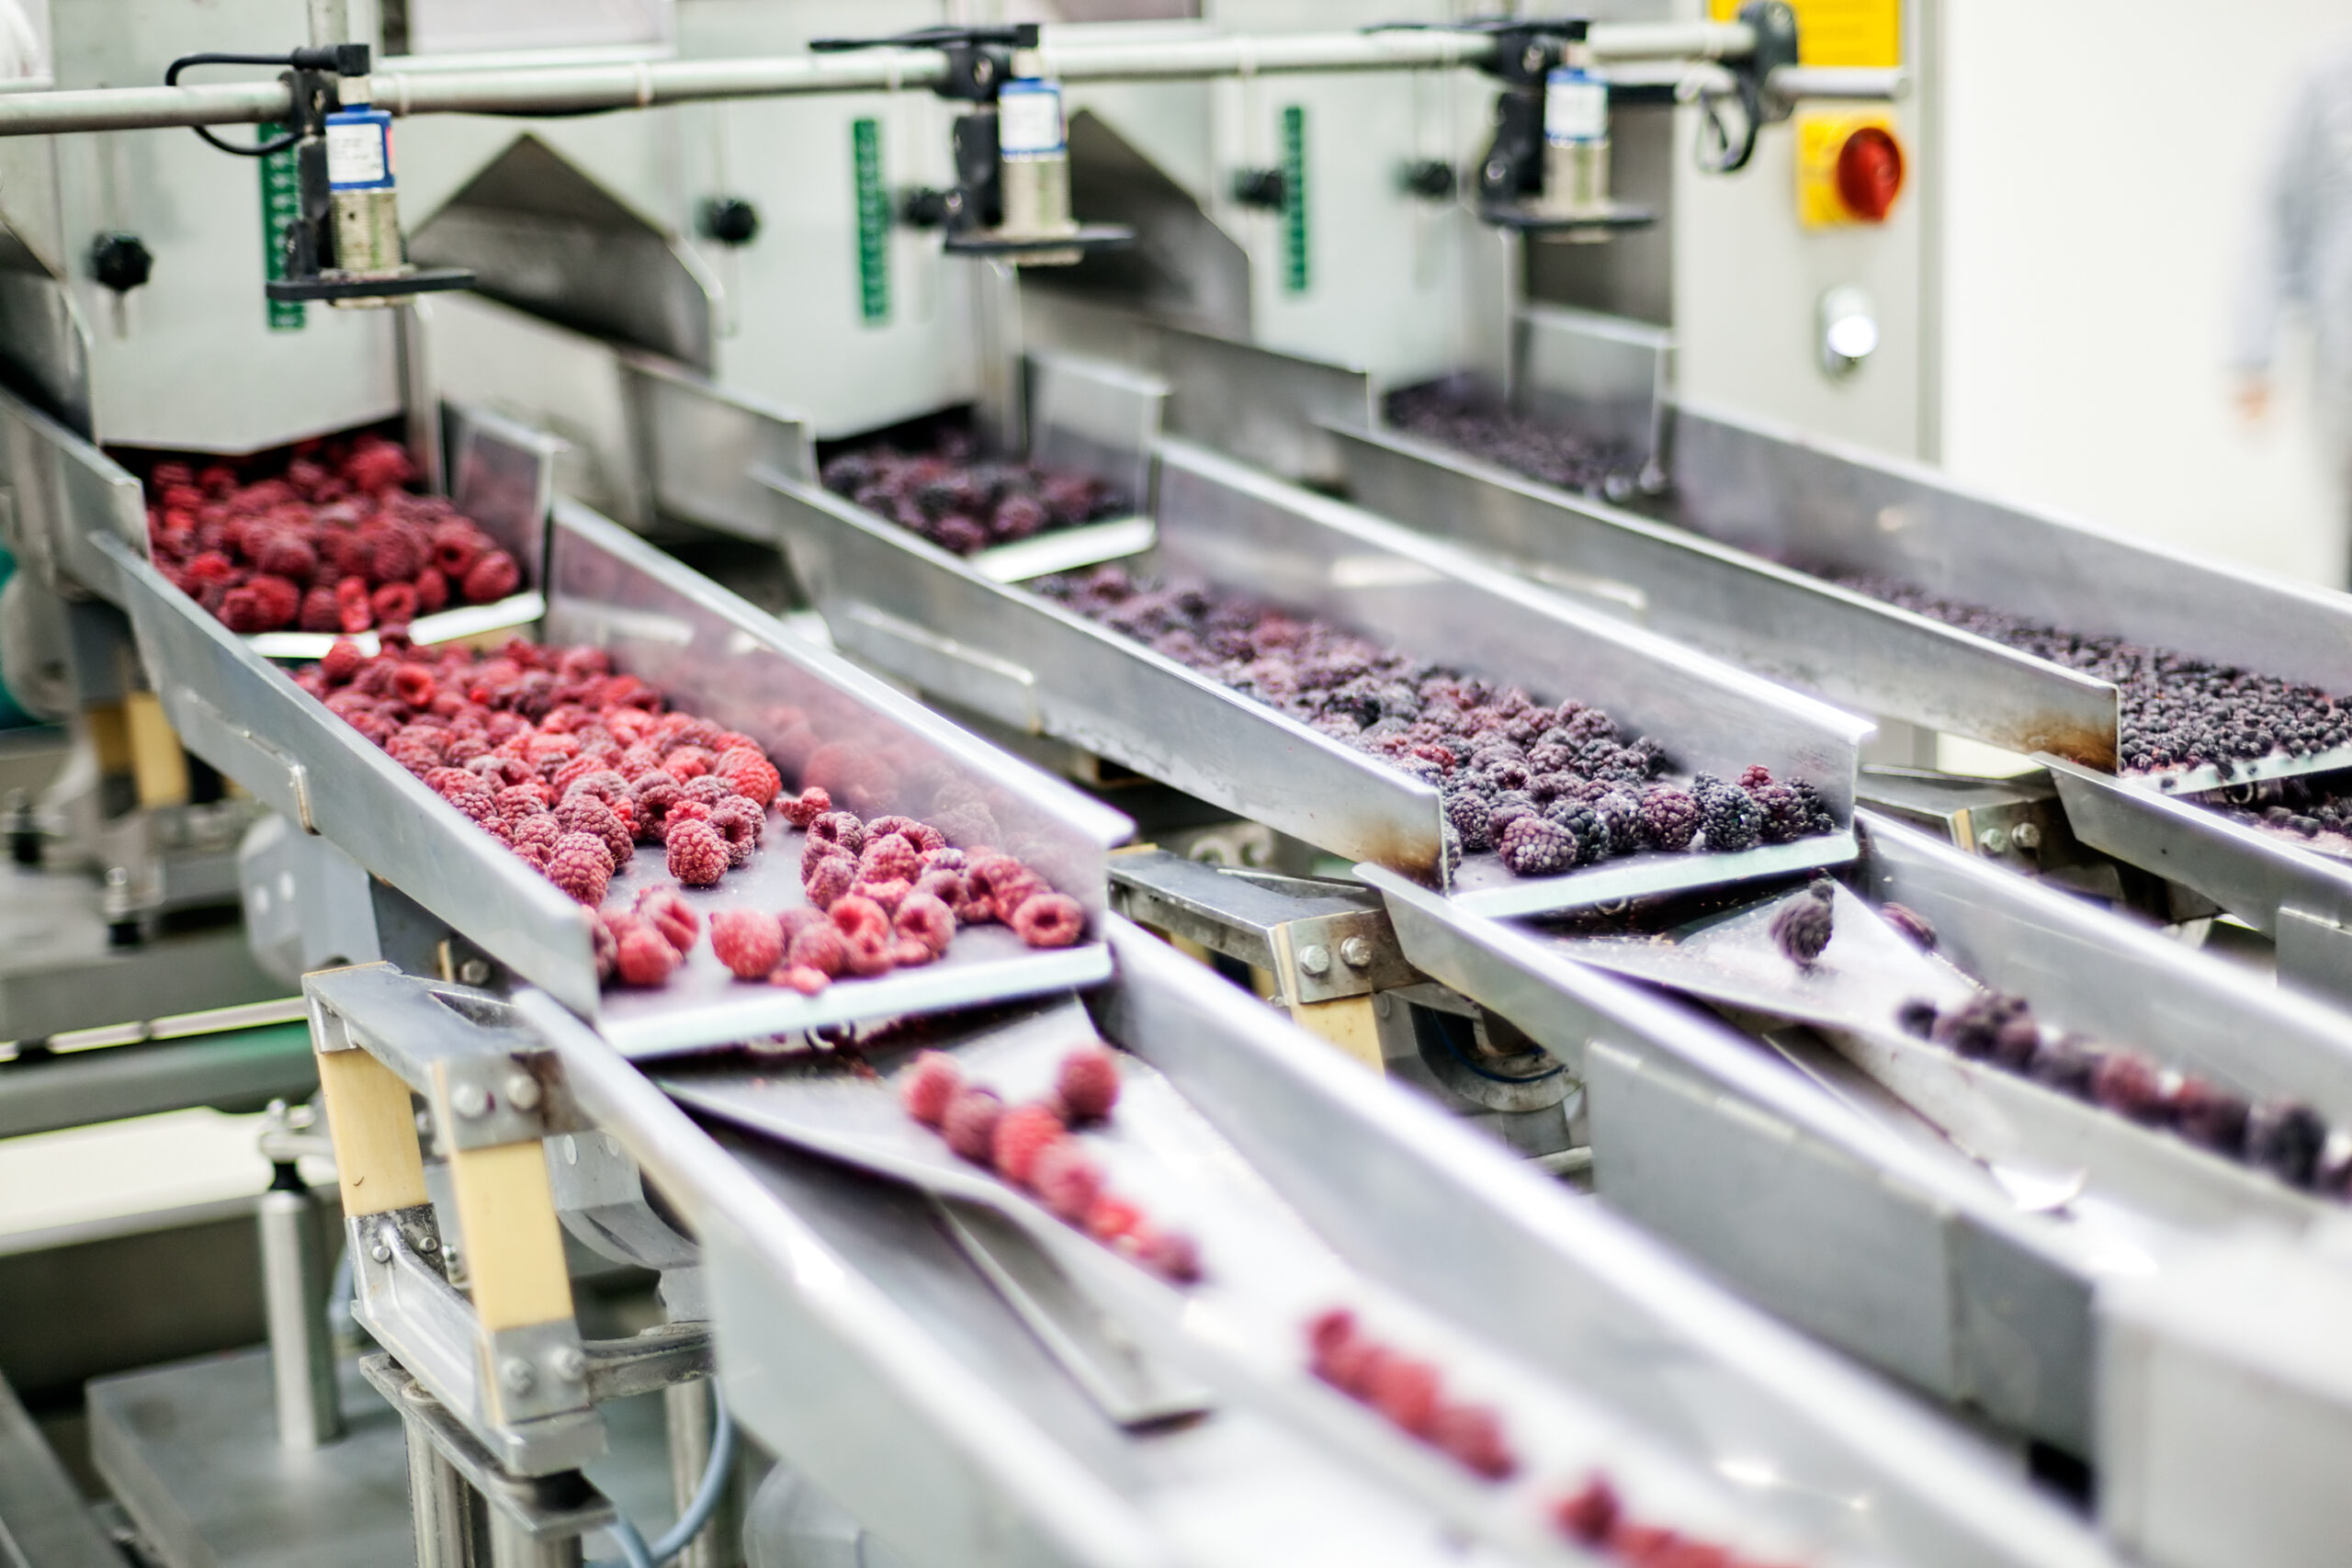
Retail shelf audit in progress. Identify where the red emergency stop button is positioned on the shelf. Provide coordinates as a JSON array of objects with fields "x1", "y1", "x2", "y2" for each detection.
[{"x1": 1834, "y1": 126, "x2": 1905, "y2": 222}]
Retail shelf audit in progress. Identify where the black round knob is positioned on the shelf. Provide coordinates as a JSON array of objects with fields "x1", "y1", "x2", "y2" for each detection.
[
  {"x1": 1229, "y1": 168, "x2": 1286, "y2": 211},
  {"x1": 89, "y1": 231, "x2": 153, "y2": 294},
  {"x1": 697, "y1": 197, "x2": 761, "y2": 247},
  {"x1": 1400, "y1": 160, "x2": 1456, "y2": 201}
]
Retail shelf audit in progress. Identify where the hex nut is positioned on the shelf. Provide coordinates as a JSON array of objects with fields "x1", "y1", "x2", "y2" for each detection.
[
  {"x1": 504, "y1": 1071, "x2": 542, "y2": 1111},
  {"x1": 500, "y1": 1358, "x2": 536, "y2": 1395},
  {"x1": 550, "y1": 1346, "x2": 587, "y2": 1383},
  {"x1": 1297, "y1": 943, "x2": 1332, "y2": 977},
  {"x1": 2012, "y1": 821, "x2": 2043, "y2": 851},
  {"x1": 1976, "y1": 826, "x2": 2010, "y2": 855},
  {"x1": 1339, "y1": 935, "x2": 1374, "y2": 969},
  {"x1": 458, "y1": 957, "x2": 492, "y2": 986},
  {"x1": 449, "y1": 1081, "x2": 491, "y2": 1120}
]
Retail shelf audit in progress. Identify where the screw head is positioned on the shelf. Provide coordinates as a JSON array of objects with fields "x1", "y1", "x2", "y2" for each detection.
[
  {"x1": 369, "y1": 1241, "x2": 392, "y2": 1263},
  {"x1": 1976, "y1": 826, "x2": 2010, "y2": 855},
  {"x1": 416, "y1": 1235, "x2": 438, "y2": 1253},
  {"x1": 2011, "y1": 821, "x2": 2043, "y2": 851},
  {"x1": 1297, "y1": 943, "x2": 1331, "y2": 977},
  {"x1": 458, "y1": 957, "x2": 491, "y2": 987},
  {"x1": 549, "y1": 1346, "x2": 586, "y2": 1382},
  {"x1": 499, "y1": 1358, "x2": 536, "y2": 1396},
  {"x1": 1339, "y1": 936, "x2": 1374, "y2": 969},
  {"x1": 89, "y1": 231, "x2": 153, "y2": 294},
  {"x1": 449, "y1": 1081, "x2": 491, "y2": 1120},
  {"x1": 504, "y1": 1072, "x2": 542, "y2": 1111}
]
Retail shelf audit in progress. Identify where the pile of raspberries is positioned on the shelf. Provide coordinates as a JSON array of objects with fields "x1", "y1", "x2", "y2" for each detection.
[
  {"x1": 1553, "y1": 1472, "x2": 1795, "y2": 1568},
  {"x1": 297, "y1": 635, "x2": 1084, "y2": 992},
  {"x1": 1385, "y1": 379, "x2": 1643, "y2": 500},
  {"x1": 1898, "y1": 990, "x2": 2350, "y2": 1198},
  {"x1": 899, "y1": 1043, "x2": 1202, "y2": 1283},
  {"x1": 144, "y1": 435, "x2": 522, "y2": 637},
  {"x1": 1037, "y1": 565, "x2": 1836, "y2": 877},
  {"x1": 1306, "y1": 1307, "x2": 1517, "y2": 1481},
  {"x1": 1835, "y1": 573, "x2": 2352, "y2": 779},
  {"x1": 820, "y1": 428, "x2": 1127, "y2": 558}
]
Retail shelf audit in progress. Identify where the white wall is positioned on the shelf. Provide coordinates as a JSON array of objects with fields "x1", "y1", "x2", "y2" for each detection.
[{"x1": 1939, "y1": 2, "x2": 2350, "y2": 585}]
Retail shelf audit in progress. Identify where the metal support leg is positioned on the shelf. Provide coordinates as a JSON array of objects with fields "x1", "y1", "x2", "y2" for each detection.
[
  {"x1": 257, "y1": 1165, "x2": 343, "y2": 1449},
  {"x1": 488, "y1": 1511, "x2": 583, "y2": 1568},
  {"x1": 401, "y1": 1382, "x2": 485, "y2": 1568}
]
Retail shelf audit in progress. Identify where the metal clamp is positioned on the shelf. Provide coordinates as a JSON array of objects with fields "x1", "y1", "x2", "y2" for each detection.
[{"x1": 1107, "y1": 849, "x2": 1419, "y2": 1005}]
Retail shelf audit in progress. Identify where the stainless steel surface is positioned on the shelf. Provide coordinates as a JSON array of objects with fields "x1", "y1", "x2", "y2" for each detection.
[
  {"x1": 662, "y1": 1377, "x2": 730, "y2": 1568},
  {"x1": 1028, "y1": 352, "x2": 1166, "y2": 519},
  {"x1": 405, "y1": 1379, "x2": 489, "y2": 1568},
  {"x1": 91, "y1": 1348, "x2": 418, "y2": 1568},
  {"x1": 446, "y1": 401, "x2": 560, "y2": 591},
  {"x1": 1094, "y1": 921, "x2": 2114, "y2": 1568},
  {"x1": 0, "y1": 379, "x2": 143, "y2": 600},
  {"x1": 771, "y1": 434, "x2": 1866, "y2": 914},
  {"x1": 1332, "y1": 420, "x2": 2123, "y2": 766},
  {"x1": 258, "y1": 1179, "x2": 344, "y2": 1450},
  {"x1": 1161, "y1": 324, "x2": 1374, "y2": 488},
  {"x1": 0, "y1": 25, "x2": 1770, "y2": 136},
  {"x1": 630, "y1": 361, "x2": 815, "y2": 542},
  {"x1": 1105, "y1": 849, "x2": 1417, "y2": 1004},
  {"x1": 0, "y1": 1365, "x2": 121, "y2": 1568},
  {"x1": 1512, "y1": 305, "x2": 1670, "y2": 478},
  {"x1": 361, "y1": 1357, "x2": 617, "y2": 1545}
]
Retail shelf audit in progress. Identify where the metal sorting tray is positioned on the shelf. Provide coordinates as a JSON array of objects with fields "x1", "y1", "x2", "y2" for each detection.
[
  {"x1": 2041, "y1": 754, "x2": 2352, "y2": 1006},
  {"x1": 766, "y1": 433, "x2": 1869, "y2": 919},
  {"x1": 1367, "y1": 812, "x2": 2352, "y2": 1459},
  {"x1": 525, "y1": 926, "x2": 2114, "y2": 1568},
  {"x1": 1335, "y1": 393, "x2": 2352, "y2": 793},
  {"x1": 103, "y1": 499, "x2": 1125, "y2": 1049}
]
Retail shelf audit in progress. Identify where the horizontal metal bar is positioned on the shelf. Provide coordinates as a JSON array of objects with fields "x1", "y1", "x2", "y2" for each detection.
[
  {"x1": 1767, "y1": 63, "x2": 1910, "y2": 101},
  {"x1": 0, "y1": 23, "x2": 1756, "y2": 138}
]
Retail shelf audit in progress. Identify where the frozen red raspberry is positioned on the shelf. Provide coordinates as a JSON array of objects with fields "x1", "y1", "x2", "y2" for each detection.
[
  {"x1": 1553, "y1": 1475, "x2": 1621, "y2": 1548},
  {"x1": 558, "y1": 795, "x2": 633, "y2": 872},
  {"x1": 776, "y1": 965, "x2": 831, "y2": 995},
  {"x1": 894, "y1": 892, "x2": 955, "y2": 956},
  {"x1": 414, "y1": 567, "x2": 449, "y2": 615},
  {"x1": 1054, "y1": 1043, "x2": 1120, "y2": 1123},
  {"x1": 840, "y1": 929, "x2": 897, "y2": 977},
  {"x1": 714, "y1": 747, "x2": 781, "y2": 808},
  {"x1": 614, "y1": 922, "x2": 679, "y2": 987},
  {"x1": 635, "y1": 886, "x2": 700, "y2": 954},
  {"x1": 991, "y1": 1102, "x2": 1067, "y2": 1188},
  {"x1": 802, "y1": 852, "x2": 855, "y2": 910},
  {"x1": 335, "y1": 575, "x2": 373, "y2": 634},
  {"x1": 1370, "y1": 1355, "x2": 1443, "y2": 1438},
  {"x1": 1085, "y1": 1194, "x2": 1145, "y2": 1245},
  {"x1": 300, "y1": 585, "x2": 342, "y2": 632},
  {"x1": 591, "y1": 910, "x2": 619, "y2": 981},
  {"x1": 372, "y1": 581, "x2": 419, "y2": 629},
  {"x1": 898, "y1": 1051, "x2": 963, "y2": 1127},
  {"x1": 549, "y1": 831, "x2": 614, "y2": 906},
  {"x1": 779, "y1": 786, "x2": 831, "y2": 829},
  {"x1": 1430, "y1": 1404, "x2": 1515, "y2": 1481},
  {"x1": 808, "y1": 811, "x2": 865, "y2": 856},
  {"x1": 665, "y1": 818, "x2": 728, "y2": 886},
  {"x1": 367, "y1": 531, "x2": 420, "y2": 586},
  {"x1": 941, "y1": 1087, "x2": 1004, "y2": 1164},
  {"x1": 708, "y1": 796, "x2": 763, "y2": 868},
  {"x1": 853, "y1": 878, "x2": 910, "y2": 915},
  {"x1": 859, "y1": 833, "x2": 922, "y2": 885},
  {"x1": 462, "y1": 549, "x2": 521, "y2": 604},
  {"x1": 662, "y1": 745, "x2": 715, "y2": 783},
  {"x1": 1140, "y1": 1229, "x2": 1202, "y2": 1285},
  {"x1": 1012, "y1": 893, "x2": 1086, "y2": 949},
  {"x1": 828, "y1": 895, "x2": 891, "y2": 944},
  {"x1": 787, "y1": 921, "x2": 847, "y2": 978},
  {"x1": 710, "y1": 908, "x2": 785, "y2": 979},
  {"x1": 1031, "y1": 1139, "x2": 1103, "y2": 1224},
  {"x1": 321, "y1": 637, "x2": 365, "y2": 684},
  {"x1": 255, "y1": 531, "x2": 317, "y2": 581},
  {"x1": 391, "y1": 664, "x2": 436, "y2": 708}
]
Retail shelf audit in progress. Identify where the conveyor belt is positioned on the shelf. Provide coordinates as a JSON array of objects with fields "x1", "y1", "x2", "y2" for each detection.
[
  {"x1": 105, "y1": 497, "x2": 1125, "y2": 1053},
  {"x1": 768, "y1": 435, "x2": 1869, "y2": 919}
]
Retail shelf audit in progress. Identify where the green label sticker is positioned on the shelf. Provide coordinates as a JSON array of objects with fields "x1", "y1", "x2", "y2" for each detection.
[
  {"x1": 258, "y1": 124, "x2": 304, "y2": 332},
  {"x1": 853, "y1": 118, "x2": 890, "y2": 324},
  {"x1": 1281, "y1": 105, "x2": 1308, "y2": 296}
]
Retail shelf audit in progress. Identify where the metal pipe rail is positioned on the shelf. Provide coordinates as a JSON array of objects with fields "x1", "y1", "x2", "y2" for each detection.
[{"x1": 0, "y1": 22, "x2": 1779, "y2": 137}]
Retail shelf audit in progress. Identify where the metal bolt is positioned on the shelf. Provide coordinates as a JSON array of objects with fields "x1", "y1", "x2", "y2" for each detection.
[
  {"x1": 449, "y1": 1081, "x2": 491, "y2": 1120},
  {"x1": 105, "y1": 865, "x2": 128, "y2": 888},
  {"x1": 549, "y1": 1346, "x2": 586, "y2": 1383},
  {"x1": 370, "y1": 1225, "x2": 395, "y2": 1264},
  {"x1": 1976, "y1": 826, "x2": 2010, "y2": 855},
  {"x1": 416, "y1": 1235, "x2": 438, "y2": 1253},
  {"x1": 1339, "y1": 936, "x2": 1374, "y2": 969},
  {"x1": 2011, "y1": 821, "x2": 2042, "y2": 851},
  {"x1": 458, "y1": 957, "x2": 491, "y2": 987},
  {"x1": 500, "y1": 1358, "x2": 536, "y2": 1396},
  {"x1": 504, "y1": 1072, "x2": 541, "y2": 1111},
  {"x1": 1522, "y1": 43, "x2": 1544, "y2": 73},
  {"x1": 1297, "y1": 943, "x2": 1331, "y2": 977}
]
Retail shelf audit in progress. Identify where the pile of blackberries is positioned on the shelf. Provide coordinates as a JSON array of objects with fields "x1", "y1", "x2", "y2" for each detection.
[
  {"x1": 1039, "y1": 564, "x2": 1837, "y2": 879},
  {"x1": 1838, "y1": 574, "x2": 2352, "y2": 777},
  {"x1": 820, "y1": 430, "x2": 1127, "y2": 557},
  {"x1": 143, "y1": 437, "x2": 519, "y2": 637},
  {"x1": 1385, "y1": 379, "x2": 1640, "y2": 498},
  {"x1": 1901, "y1": 990, "x2": 2349, "y2": 1197}
]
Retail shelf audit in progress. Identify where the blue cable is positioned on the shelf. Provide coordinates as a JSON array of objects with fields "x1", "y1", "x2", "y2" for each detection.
[{"x1": 597, "y1": 1386, "x2": 736, "y2": 1568}]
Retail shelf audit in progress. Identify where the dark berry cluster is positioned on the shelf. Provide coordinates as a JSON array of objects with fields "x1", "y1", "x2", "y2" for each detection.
[
  {"x1": 1384, "y1": 378, "x2": 1640, "y2": 498},
  {"x1": 1837, "y1": 574, "x2": 2352, "y2": 778},
  {"x1": 1902, "y1": 991, "x2": 2350, "y2": 1197},
  {"x1": 820, "y1": 428, "x2": 1126, "y2": 557},
  {"x1": 298, "y1": 636, "x2": 1082, "y2": 995},
  {"x1": 899, "y1": 1045, "x2": 1199, "y2": 1282},
  {"x1": 1770, "y1": 878, "x2": 1837, "y2": 967},
  {"x1": 144, "y1": 438, "x2": 520, "y2": 637},
  {"x1": 1038, "y1": 565, "x2": 1837, "y2": 879},
  {"x1": 2196, "y1": 770, "x2": 2352, "y2": 852}
]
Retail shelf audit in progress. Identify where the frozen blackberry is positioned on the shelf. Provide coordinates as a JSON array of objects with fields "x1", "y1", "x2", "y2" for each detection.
[
  {"x1": 1895, "y1": 998, "x2": 1939, "y2": 1038},
  {"x1": 2173, "y1": 1077, "x2": 2252, "y2": 1156},
  {"x1": 1443, "y1": 787, "x2": 1497, "y2": 852},
  {"x1": 1692, "y1": 774, "x2": 1762, "y2": 853},
  {"x1": 1770, "y1": 878, "x2": 1836, "y2": 967},
  {"x1": 1637, "y1": 785, "x2": 1702, "y2": 852},
  {"x1": 1792, "y1": 780, "x2": 1838, "y2": 834},
  {"x1": 2246, "y1": 1100, "x2": 2329, "y2": 1189},
  {"x1": 1588, "y1": 790, "x2": 1642, "y2": 859},
  {"x1": 2026, "y1": 1033, "x2": 2100, "y2": 1099},
  {"x1": 1498, "y1": 814, "x2": 1578, "y2": 877},
  {"x1": 1543, "y1": 799, "x2": 1606, "y2": 864},
  {"x1": 1882, "y1": 902, "x2": 1938, "y2": 951},
  {"x1": 1485, "y1": 791, "x2": 1538, "y2": 843},
  {"x1": 1750, "y1": 782, "x2": 1815, "y2": 845}
]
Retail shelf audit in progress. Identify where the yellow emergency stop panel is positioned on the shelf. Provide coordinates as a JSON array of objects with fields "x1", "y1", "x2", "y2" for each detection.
[
  {"x1": 1707, "y1": 0, "x2": 1901, "y2": 69},
  {"x1": 1797, "y1": 108, "x2": 1905, "y2": 228}
]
